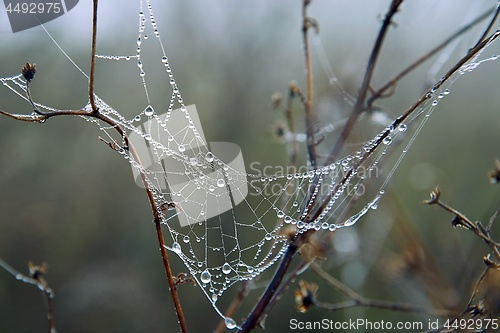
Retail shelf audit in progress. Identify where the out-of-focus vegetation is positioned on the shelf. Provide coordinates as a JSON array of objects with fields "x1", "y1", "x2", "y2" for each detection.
[{"x1": 0, "y1": 1, "x2": 499, "y2": 332}]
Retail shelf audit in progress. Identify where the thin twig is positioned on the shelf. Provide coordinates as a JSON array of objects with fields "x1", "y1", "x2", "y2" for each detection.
[
  {"x1": 0, "y1": 2, "x2": 190, "y2": 329},
  {"x1": 473, "y1": 3, "x2": 500, "y2": 50},
  {"x1": 214, "y1": 281, "x2": 250, "y2": 333},
  {"x1": 285, "y1": 86, "x2": 299, "y2": 168},
  {"x1": 368, "y1": 5, "x2": 497, "y2": 108},
  {"x1": 239, "y1": 242, "x2": 299, "y2": 332},
  {"x1": 89, "y1": 0, "x2": 98, "y2": 115},
  {"x1": 424, "y1": 187, "x2": 500, "y2": 262},
  {"x1": 302, "y1": 0, "x2": 317, "y2": 169},
  {"x1": 465, "y1": 265, "x2": 490, "y2": 310},
  {"x1": 0, "y1": 259, "x2": 57, "y2": 333},
  {"x1": 311, "y1": 263, "x2": 457, "y2": 317},
  {"x1": 263, "y1": 259, "x2": 312, "y2": 318},
  {"x1": 311, "y1": 29, "x2": 500, "y2": 224},
  {"x1": 325, "y1": 0, "x2": 403, "y2": 166}
]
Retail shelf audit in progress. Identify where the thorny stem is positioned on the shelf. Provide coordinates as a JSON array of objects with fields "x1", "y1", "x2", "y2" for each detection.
[
  {"x1": 367, "y1": 5, "x2": 498, "y2": 108},
  {"x1": 325, "y1": 0, "x2": 403, "y2": 166},
  {"x1": 0, "y1": 259, "x2": 56, "y2": 333},
  {"x1": 312, "y1": 263, "x2": 457, "y2": 317}
]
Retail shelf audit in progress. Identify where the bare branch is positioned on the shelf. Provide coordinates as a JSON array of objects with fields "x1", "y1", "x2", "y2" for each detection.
[
  {"x1": 302, "y1": 0, "x2": 317, "y2": 169},
  {"x1": 368, "y1": 5, "x2": 498, "y2": 108},
  {"x1": 89, "y1": 0, "x2": 98, "y2": 115},
  {"x1": 0, "y1": 259, "x2": 57, "y2": 333},
  {"x1": 424, "y1": 187, "x2": 500, "y2": 262},
  {"x1": 311, "y1": 263, "x2": 457, "y2": 317},
  {"x1": 325, "y1": 0, "x2": 403, "y2": 166}
]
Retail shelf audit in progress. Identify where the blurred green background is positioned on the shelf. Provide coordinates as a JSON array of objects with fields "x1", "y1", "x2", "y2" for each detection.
[{"x1": 0, "y1": 1, "x2": 499, "y2": 332}]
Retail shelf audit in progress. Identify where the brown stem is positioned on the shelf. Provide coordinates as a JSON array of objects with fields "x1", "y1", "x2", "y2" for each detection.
[
  {"x1": 239, "y1": 242, "x2": 298, "y2": 333},
  {"x1": 312, "y1": 263, "x2": 457, "y2": 317},
  {"x1": 426, "y1": 196, "x2": 500, "y2": 262},
  {"x1": 302, "y1": 0, "x2": 316, "y2": 169},
  {"x1": 263, "y1": 259, "x2": 311, "y2": 316},
  {"x1": 0, "y1": 259, "x2": 57, "y2": 333},
  {"x1": 473, "y1": 4, "x2": 500, "y2": 49},
  {"x1": 311, "y1": 29, "x2": 500, "y2": 223},
  {"x1": 214, "y1": 282, "x2": 250, "y2": 333},
  {"x1": 325, "y1": 0, "x2": 403, "y2": 166},
  {"x1": 368, "y1": 6, "x2": 497, "y2": 108},
  {"x1": 89, "y1": 0, "x2": 98, "y2": 115}
]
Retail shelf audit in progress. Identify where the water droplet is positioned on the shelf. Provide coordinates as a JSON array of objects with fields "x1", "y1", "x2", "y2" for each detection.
[
  {"x1": 209, "y1": 185, "x2": 215, "y2": 192},
  {"x1": 264, "y1": 233, "x2": 273, "y2": 241},
  {"x1": 247, "y1": 266, "x2": 254, "y2": 273},
  {"x1": 383, "y1": 136, "x2": 392, "y2": 145},
  {"x1": 172, "y1": 242, "x2": 181, "y2": 253},
  {"x1": 444, "y1": 89, "x2": 450, "y2": 95},
  {"x1": 178, "y1": 145, "x2": 185, "y2": 152},
  {"x1": 205, "y1": 152, "x2": 214, "y2": 163},
  {"x1": 161, "y1": 56, "x2": 168, "y2": 64},
  {"x1": 329, "y1": 224, "x2": 337, "y2": 231},
  {"x1": 212, "y1": 294, "x2": 218, "y2": 302},
  {"x1": 190, "y1": 157, "x2": 198, "y2": 166},
  {"x1": 144, "y1": 105, "x2": 154, "y2": 117},
  {"x1": 371, "y1": 203, "x2": 378, "y2": 210},
  {"x1": 398, "y1": 124, "x2": 407, "y2": 132},
  {"x1": 224, "y1": 317, "x2": 237, "y2": 330},
  {"x1": 183, "y1": 235, "x2": 190, "y2": 243},
  {"x1": 200, "y1": 269, "x2": 211, "y2": 284},
  {"x1": 277, "y1": 211, "x2": 285, "y2": 219},
  {"x1": 222, "y1": 263, "x2": 231, "y2": 274},
  {"x1": 217, "y1": 178, "x2": 226, "y2": 187},
  {"x1": 431, "y1": 100, "x2": 438, "y2": 106}
]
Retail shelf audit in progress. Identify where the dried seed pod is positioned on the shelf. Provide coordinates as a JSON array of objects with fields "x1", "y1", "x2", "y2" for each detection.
[{"x1": 21, "y1": 62, "x2": 36, "y2": 82}]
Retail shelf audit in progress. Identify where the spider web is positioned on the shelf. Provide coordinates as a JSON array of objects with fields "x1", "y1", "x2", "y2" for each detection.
[{"x1": 1, "y1": 1, "x2": 500, "y2": 329}]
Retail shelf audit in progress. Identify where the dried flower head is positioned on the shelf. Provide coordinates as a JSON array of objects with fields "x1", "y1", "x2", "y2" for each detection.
[
  {"x1": 28, "y1": 261, "x2": 48, "y2": 280},
  {"x1": 21, "y1": 62, "x2": 36, "y2": 82},
  {"x1": 489, "y1": 159, "x2": 500, "y2": 184},
  {"x1": 160, "y1": 201, "x2": 180, "y2": 212},
  {"x1": 294, "y1": 280, "x2": 318, "y2": 313},
  {"x1": 271, "y1": 92, "x2": 283, "y2": 110},
  {"x1": 288, "y1": 81, "x2": 300, "y2": 97},
  {"x1": 423, "y1": 186, "x2": 441, "y2": 205}
]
